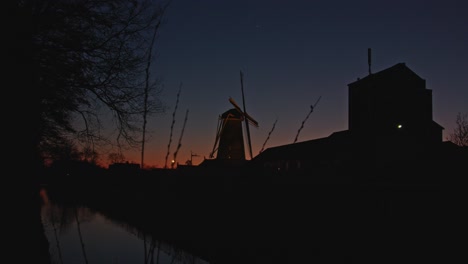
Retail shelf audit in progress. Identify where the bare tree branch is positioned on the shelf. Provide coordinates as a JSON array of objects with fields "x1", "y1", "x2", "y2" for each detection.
[
  {"x1": 294, "y1": 96, "x2": 321, "y2": 143},
  {"x1": 165, "y1": 84, "x2": 182, "y2": 168},
  {"x1": 172, "y1": 109, "x2": 189, "y2": 168},
  {"x1": 260, "y1": 118, "x2": 278, "y2": 154},
  {"x1": 30, "y1": 0, "x2": 171, "y2": 165},
  {"x1": 450, "y1": 112, "x2": 468, "y2": 147}
]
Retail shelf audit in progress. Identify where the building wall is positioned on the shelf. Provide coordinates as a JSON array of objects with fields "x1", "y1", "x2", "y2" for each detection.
[{"x1": 348, "y1": 64, "x2": 441, "y2": 143}]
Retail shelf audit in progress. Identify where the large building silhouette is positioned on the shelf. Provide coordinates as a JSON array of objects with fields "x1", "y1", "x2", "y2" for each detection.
[
  {"x1": 252, "y1": 62, "x2": 464, "y2": 178},
  {"x1": 348, "y1": 63, "x2": 442, "y2": 143}
]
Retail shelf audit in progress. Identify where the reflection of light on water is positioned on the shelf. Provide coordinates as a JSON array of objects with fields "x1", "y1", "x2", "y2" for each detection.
[
  {"x1": 39, "y1": 188, "x2": 50, "y2": 205},
  {"x1": 40, "y1": 188, "x2": 65, "y2": 264},
  {"x1": 40, "y1": 188, "x2": 210, "y2": 264}
]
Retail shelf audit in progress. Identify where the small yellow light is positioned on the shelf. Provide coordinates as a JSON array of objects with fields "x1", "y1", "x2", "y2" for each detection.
[{"x1": 397, "y1": 124, "x2": 402, "y2": 129}]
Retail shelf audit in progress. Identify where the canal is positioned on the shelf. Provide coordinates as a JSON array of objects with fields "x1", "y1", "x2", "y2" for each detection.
[{"x1": 39, "y1": 178, "x2": 455, "y2": 263}]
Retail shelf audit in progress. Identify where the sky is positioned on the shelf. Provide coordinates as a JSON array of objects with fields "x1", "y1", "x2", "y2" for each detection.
[{"x1": 122, "y1": 0, "x2": 468, "y2": 168}]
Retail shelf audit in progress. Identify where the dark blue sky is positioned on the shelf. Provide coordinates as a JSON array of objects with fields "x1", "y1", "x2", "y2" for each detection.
[{"x1": 130, "y1": 0, "x2": 468, "y2": 168}]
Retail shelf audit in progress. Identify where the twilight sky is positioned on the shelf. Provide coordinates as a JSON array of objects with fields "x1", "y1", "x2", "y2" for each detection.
[{"x1": 123, "y1": 0, "x2": 468, "y2": 168}]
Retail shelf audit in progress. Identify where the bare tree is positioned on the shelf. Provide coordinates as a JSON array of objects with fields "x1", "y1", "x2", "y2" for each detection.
[
  {"x1": 172, "y1": 109, "x2": 189, "y2": 168},
  {"x1": 450, "y1": 112, "x2": 468, "y2": 147},
  {"x1": 294, "y1": 96, "x2": 321, "y2": 143},
  {"x1": 108, "y1": 152, "x2": 126, "y2": 164},
  {"x1": 29, "y1": 0, "x2": 170, "y2": 167},
  {"x1": 165, "y1": 85, "x2": 182, "y2": 168},
  {"x1": 259, "y1": 118, "x2": 278, "y2": 154},
  {"x1": 81, "y1": 146, "x2": 99, "y2": 164},
  {"x1": 141, "y1": 6, "x2": 167, "y2": 169},
  {"x1": 21, "y1": 2, "x2": 175, "y2": 262}
]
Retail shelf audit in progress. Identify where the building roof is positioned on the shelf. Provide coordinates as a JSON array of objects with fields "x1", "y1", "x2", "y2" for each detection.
[
  {"x1": 252, "y1": 130, "x2": 355, "y2": 162},
  {"x1": 348, "y1": 62, "x2": 425, "y2": 88},
  {"x1": 221, "y1": 108, "x2": 244, "y2": 119}
]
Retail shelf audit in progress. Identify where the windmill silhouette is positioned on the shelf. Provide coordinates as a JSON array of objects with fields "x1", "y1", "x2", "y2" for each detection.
[{"x1": 209, "y1": 71, "x2": 258, "y2": 161}]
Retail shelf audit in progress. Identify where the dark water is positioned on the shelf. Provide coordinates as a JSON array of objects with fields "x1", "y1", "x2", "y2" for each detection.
[
  {"x1": 39, "y1": 179, "x2": 460, "y2": 263},
  {"x1": 40, "y1": 187, "x2": 209, "y2": 264}
]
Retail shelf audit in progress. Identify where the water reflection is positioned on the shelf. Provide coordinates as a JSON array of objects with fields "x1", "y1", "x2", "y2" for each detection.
[
  {"x1": 40, "y1": 188, "x2": 209, "y2": 264},
  {"x1": 39, "y1": 181, "x2": 447, "y2": 263}
]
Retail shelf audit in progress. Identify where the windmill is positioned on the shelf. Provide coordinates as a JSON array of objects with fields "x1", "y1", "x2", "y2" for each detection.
[{"x1": 209, "y1": 71, "x2": 259, "y2": 161}]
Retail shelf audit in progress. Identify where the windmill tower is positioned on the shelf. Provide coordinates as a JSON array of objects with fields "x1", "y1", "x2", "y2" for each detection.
[{"x1": 209, "y1": 71, "x2": 258, "y2": 161}]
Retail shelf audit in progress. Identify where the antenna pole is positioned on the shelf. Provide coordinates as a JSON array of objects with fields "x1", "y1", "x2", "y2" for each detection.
[
  {"x1": 368, "y1": 48, "x2": 372, "y2": 75},
  {"x1": 240, "y1": 71, "x2": 253, "y2": 159}
]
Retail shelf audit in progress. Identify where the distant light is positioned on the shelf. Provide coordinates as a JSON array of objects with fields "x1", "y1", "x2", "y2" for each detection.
[
  {"x1": 171, "y1": 160, "x2": 175, "y2": 163},
  {"x1": 397, "y1": 124, "x2": 403, "y2": 129}
]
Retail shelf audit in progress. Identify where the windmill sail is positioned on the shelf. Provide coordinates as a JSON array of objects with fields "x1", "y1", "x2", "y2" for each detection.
[
  {"x1": 229, "y1": 97, "x2": 258, "y2": 127},
  {"x1": 240, "y1": 71, "x2": 254, "y2": 159},
  {"x1": 207, "y1": 72, "x2": 259, "y2": 162}
]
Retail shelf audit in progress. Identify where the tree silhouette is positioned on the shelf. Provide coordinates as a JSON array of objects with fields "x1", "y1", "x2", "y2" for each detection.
[
  {"x1": 172, "y1": 109, "x2": 189, "y2": 168},
  {"x1": 29, "y1": 0, "x2": 170, "y2": 168},
  {"x1": 450, "y1": 112, "x2": 468, "y2": 147},
  {"x1": 108, "y1": 152, "x2": 126, "y2": 164},
  {"x1": 165, "y1": 84, "x2": 182, "y2": 168},
  {"x1": 141, "y1": 11, "x2": 167, "y2": 170},
  {"x1": 21, "y1": 1, "x2": 170, "y2": 263}
]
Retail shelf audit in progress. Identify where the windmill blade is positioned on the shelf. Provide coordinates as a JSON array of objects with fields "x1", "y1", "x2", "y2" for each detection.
[
  {"x1": 229, "y1": 97, "x2": 259, "y2": 127},
  {"x1": 209, "y1": 115, "x2": 223, "y2": 158},
  {"x1": 240, "y1": 71, "x2": 254, "y2": 159},
  {"x1": 246, "y1": 117, "x2": 259, "y2": 127},
  {"x1": 229, "y1": 97, "x2": 243, "y2": 112}
]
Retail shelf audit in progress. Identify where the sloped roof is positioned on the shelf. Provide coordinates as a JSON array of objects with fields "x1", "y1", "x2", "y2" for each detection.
[
  {"x1": 252, "y1": 130, "x2": 354, "y2": 162},
  {"x1": 221, "y1": 108, "x2": 244, "y2": 119},
  {"x1": 348, "y1": 62, "x2": 425, "y2": 87}
]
